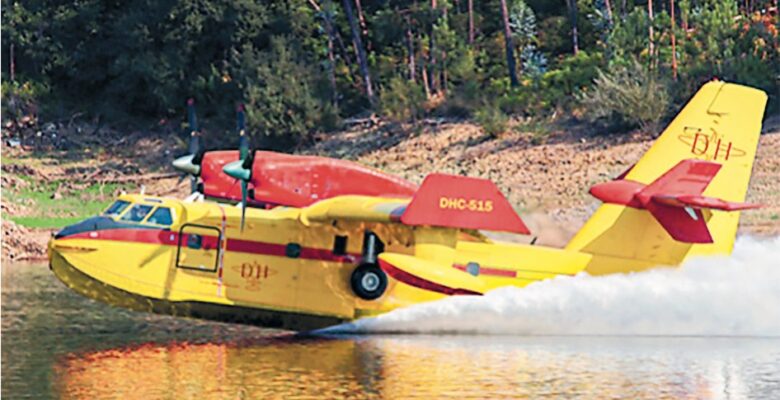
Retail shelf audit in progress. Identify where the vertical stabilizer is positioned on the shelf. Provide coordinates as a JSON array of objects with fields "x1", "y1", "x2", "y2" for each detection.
[{"x1": 566, "y1": 82, "x2": 767, "y2": 274}]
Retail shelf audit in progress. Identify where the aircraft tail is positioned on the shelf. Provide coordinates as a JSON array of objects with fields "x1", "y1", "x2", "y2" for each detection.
[{"x1": 565, "y1": 81, "x2": 767, "y2": 275}]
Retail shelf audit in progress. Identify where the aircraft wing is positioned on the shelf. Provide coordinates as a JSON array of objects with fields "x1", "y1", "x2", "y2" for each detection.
[
  {"x1": 299, "y1": 196, "x2": 408, "y2": 226},
  {"x1": 299, "y1": 174, "x2": 530, "y2": 235}
]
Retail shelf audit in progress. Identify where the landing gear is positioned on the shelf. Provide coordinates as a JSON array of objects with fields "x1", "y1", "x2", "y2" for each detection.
[
  {"x1": 351, "y1": 264, "x2": 387, "y2": 300},
  {"x1": 351, "y1": 231, "x2": 387, "y2": 300}
]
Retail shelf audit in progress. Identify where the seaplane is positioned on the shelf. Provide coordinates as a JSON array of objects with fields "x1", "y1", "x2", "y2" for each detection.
[{"x1": 48, "y1": 81, "x2": 768, "y2": 331}]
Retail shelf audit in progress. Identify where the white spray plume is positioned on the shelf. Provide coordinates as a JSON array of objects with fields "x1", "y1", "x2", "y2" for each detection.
[{"x1": 321, "y1": 237, "x2": 780, "y2": 336}]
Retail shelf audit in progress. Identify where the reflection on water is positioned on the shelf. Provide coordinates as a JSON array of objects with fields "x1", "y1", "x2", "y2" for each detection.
[{"x1": 3, "y1": 263, "x2": 780, "y2": 399}]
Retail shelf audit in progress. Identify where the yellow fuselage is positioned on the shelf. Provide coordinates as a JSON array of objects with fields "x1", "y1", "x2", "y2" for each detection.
[{"x1": 48, "y1": 194, "x2": 596, "y2": 331}]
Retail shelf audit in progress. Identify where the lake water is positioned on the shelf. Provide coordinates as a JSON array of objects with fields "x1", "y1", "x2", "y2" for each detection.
[{"x1": 3, "y1": 256, "x2": 780, "y2": 399}]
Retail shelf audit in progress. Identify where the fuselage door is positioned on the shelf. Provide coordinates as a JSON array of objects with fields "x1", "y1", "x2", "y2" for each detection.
[{"x1": 176, "y1": 224, "x2": 222, "y2": 272}]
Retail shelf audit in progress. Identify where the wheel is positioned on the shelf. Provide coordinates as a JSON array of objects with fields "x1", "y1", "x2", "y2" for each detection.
[{"x1": 351, "y1": 264, "x2": 388, "y2": 300}]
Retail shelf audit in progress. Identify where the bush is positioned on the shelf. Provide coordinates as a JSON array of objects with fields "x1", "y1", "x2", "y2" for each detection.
[
  {"x1": 235, "y1": 37, "x2": 334, "y2": 148},
  {"x1": 579, "y1": 59, "x2": 670, "y2": 131},
  {"x1": 474, "y1": 104, "x2": 509, "y2": 138},
  {"x1": 1, "y1": 80, "x2": 48, "y2": 130},
  {"x1": 379, "y1": 77, "x2": 426, "y2": 122}
]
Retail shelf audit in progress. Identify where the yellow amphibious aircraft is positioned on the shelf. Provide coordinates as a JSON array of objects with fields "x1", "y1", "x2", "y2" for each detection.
[{"x1": 49, "y1": 81, "x2": 768, "y2": 331}]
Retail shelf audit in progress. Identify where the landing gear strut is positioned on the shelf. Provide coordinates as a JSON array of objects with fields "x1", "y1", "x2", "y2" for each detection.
[{"x1": 351, "y1": 231, "x2": 387, "y2": 300}]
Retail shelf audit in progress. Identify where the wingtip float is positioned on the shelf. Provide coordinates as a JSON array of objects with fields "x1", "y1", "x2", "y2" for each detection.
[{"x1": 48, "y1": 81, "x2": 768, "y2": 331}]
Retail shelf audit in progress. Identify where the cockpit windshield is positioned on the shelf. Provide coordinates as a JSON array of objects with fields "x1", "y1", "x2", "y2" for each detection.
[
  {"x1": 120, "y1": 204, "x2": 154, "y2": 223},
  {"x1": 103, "y1": 200, "x2": 131, "y2": 216},
  {"x1": 147, "y1": 207, "x2": 173, "y2": 225}
]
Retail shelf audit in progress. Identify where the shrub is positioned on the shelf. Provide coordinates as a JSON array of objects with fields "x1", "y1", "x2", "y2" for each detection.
[
  {"x1": 474, "y1": 104, "x2": 509, "y2": 138},
  {"x1": 235, "y1": 37, "x2": 333, "y2": 148},
  {"x1": 379, "y1": 77, "x2": 426, "y2": 123},
  {"x1": 578, "y1": 59, "x2": 670, "y2": 132}
]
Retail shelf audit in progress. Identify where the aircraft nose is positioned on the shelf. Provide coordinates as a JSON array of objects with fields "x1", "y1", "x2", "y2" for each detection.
[
  {"x1": 223, "y1": 160, "x2": 251, "y2": 181},
  {"x1": 172, "y1": 154, "x2": 201, "y2": 175}
]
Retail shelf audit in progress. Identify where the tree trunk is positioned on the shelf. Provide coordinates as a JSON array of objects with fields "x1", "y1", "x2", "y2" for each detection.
[
  {"x1": 604, "y1": 0, "x2": 614, "y2": 25},
  {"x1": 9, "y1": 43, "x2": 15, "y2": 82},
  {"x1": 342, "y1": 0, "x2": 375, "y2": 105},
  {"x1": 565, "y1": 0, "x2": 580, "y2": 55},
  {"x1": 326, "y1": 15, "x2": 339, "y2": 104},
  {"x1": 468, "y1": 0, "x2": 475, "y2": 44},
  {"x1": 354, "y1": 0, "x2": 369, "y2": 37},
  {"x1": 648, "y1": 0, "x2": 654, "y2": 68},
  {"x1": 406, "y1": 15, "x2": 416, "y2": 82},
  {"x1": 670, "y1": 0, "x2": 677, "y2": 80},
  {"x1": 428, "y1": 0, "x2": 438, "y2": 94},
  {"x1": 499, "y1": 0, "x2": 519, "y2": 87}
]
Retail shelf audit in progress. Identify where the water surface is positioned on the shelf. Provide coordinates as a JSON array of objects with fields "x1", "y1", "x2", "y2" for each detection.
[{"x1": 3, "y1": 263, "x2": 779, "y2": 399}]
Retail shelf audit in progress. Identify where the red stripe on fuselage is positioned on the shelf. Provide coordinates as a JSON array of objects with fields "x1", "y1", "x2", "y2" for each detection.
[
  {"x1": 58, "y1": 228, "x2": 359, "y2": 263},
  {"x1": 378, "y1": 259, "x2": 482, "y2": 296}
]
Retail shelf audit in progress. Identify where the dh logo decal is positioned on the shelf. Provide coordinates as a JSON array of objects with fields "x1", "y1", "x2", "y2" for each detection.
[
  {"x1": 231, "y1": 261, "x2": 276, "y2": 291},
  {"x1": 678, "y1": 128, "x2": 745, "y2": 161}
]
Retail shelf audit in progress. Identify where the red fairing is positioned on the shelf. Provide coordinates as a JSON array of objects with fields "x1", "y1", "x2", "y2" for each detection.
[
  {"x1": 249, "y1": 151, "x2": 418, "y2": 207},
  {"x1": 400, "y1": 173, "x2": 530, "y2": 234}
]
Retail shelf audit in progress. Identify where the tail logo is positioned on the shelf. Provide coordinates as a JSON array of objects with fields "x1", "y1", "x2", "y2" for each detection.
[{"x1": 677, "y1": 129, "x2": 746, "y2": 161}]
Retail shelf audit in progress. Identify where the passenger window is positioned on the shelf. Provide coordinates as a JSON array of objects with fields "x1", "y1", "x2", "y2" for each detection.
[
  {"x1": 104, "y1": 200, "x2": 131, "y2": 216},
  {"x1": 147, "y1": 207, "x2": 173, "y2": 226},
  {"x1": 120, "y1": 204, "x2": 154, "y2": 223}
]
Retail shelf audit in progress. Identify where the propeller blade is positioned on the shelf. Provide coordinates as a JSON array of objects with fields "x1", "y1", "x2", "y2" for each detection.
[
  {"x1": 187, "y1": 99, "x2": 200, "y2": 153},
  {"x1": 237, "y1": 104, "x2": 248, "y2": 161},
  {"x1": 186, "y1": 98, "x2": 201, "y2": 194},
  {"x1": 240, "y1": 180, "x2": 248, "y2": 232}
]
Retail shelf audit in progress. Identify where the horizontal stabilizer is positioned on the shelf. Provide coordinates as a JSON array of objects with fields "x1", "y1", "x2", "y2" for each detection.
[
  {"x1": 638, "y1": 159, "x2": 761, "y2": 243},
  {"x1": 400, "y1": 174, "x2": 530, "y2": 234},
  {"x1": 651, "y1": 194, "x2": 761, "y2": 211}
]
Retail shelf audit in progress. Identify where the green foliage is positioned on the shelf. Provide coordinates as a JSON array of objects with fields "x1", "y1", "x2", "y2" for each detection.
[
  {"x1": 234, "y1": 36, "x2": 336, "y2": 147},
  {"x1": 579, "y1": 59, "x2": 670, "y2": 131},
  {"x1": 1, "y1": 0, "x2": 777, "y2": 147},
  {"x1": 380, "y1": 77, "x2": 426, "y2": 122},
  {"x1": 475, "y1": 104, "x2": 509, "y2": 138},
  {"x1": 1, "y1": 80, "x2": 47, "y2": 125}
]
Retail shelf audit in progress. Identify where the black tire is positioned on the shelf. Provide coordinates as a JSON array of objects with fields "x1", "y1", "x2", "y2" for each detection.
[{"x1": 351, "y1": 264, "x2": 388, "y2": 300}]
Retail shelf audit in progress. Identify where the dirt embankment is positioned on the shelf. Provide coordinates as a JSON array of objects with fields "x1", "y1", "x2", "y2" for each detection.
[
  {"x1": 2, "y1": 126, "x2": 190, "y2": 262},
  {"x1": 308, "y1": 120, "x2": 780, "y2": 244},
  {"x1": 3, "y1": 119, "x2": 779, "y2": 261}
]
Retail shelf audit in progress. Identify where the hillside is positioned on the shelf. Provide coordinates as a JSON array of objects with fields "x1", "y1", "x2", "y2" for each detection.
[{"x1": 2, "y1": 119, "x2": 779, "y2": 261}]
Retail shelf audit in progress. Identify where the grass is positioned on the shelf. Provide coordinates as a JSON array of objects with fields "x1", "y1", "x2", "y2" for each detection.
[
  {"x1": 6, "y1": 180, "x2": 127, "y2": 229},
  {"x1": 9, "y1": 216, "x2": 87, "y2": 229}
]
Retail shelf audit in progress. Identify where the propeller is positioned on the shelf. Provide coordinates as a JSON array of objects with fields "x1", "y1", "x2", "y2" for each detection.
[
  {"x1": 172, "y1": 98, "x2": 203, "y2": 193},
  {"x1": 224, "y1": 104, "x2": 252, "y2": 231}
]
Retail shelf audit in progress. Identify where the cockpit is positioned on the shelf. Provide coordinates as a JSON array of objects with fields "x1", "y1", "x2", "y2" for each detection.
[
  {"x1": 103, "y1": 198, "x2": 177, "y2": 227},
  {"x1": 55, "y1": 196, "x2": 181, "y2": 239}
]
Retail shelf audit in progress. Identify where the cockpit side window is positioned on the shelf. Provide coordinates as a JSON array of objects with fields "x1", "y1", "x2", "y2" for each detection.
[
  {"x1": 120, "y1": 204, "x2": 154, "y2": 223},
  {"x1": 104, "y1": 200, "x2": 131, "y2": 216},
  {"x1": 147, "y1": 207, "x2": 174, "y2": 226}
]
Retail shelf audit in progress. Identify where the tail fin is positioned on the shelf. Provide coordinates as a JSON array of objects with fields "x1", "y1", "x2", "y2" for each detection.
[{"x1": 566, "y1": 81, "x2": 767, "y2": 274}]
